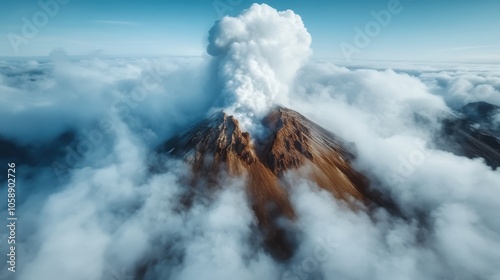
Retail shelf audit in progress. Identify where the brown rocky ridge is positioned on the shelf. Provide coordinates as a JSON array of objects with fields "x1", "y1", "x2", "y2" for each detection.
[{"x1": 157, "y1": 106, "x2": 390, "y2": 258}]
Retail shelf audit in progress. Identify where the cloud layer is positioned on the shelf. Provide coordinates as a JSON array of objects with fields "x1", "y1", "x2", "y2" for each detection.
[{"x1": 0, "y1": 4, "x2": 500, "y2": 280}]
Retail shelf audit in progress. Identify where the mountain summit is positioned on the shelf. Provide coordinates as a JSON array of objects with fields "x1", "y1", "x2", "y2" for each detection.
[{"x1": 157, "y1": 106, "x2": 387, "y2": 257}]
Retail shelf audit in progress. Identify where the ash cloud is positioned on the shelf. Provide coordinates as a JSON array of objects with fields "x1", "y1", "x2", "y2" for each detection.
[{"x1": 1, "y1": 3, "x2": 500, "y2": 280}]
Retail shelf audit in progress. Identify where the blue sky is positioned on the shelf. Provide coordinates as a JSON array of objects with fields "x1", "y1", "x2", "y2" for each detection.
[{"x1": 1, "y1": 0, "x2": 500, "y2": 62}]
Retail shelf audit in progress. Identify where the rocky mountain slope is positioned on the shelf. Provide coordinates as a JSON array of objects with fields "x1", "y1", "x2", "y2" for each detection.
[
  {"x1": 156, "y1": 106, "x2": 389, "y2": 258},
  {"x1": 438, "y1": 102, "x2": 500, "y2": 168}
]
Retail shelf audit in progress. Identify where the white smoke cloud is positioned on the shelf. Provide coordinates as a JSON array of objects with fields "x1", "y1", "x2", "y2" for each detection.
[
  {"x1": 1, "y1": 3, "x2": 500, "y2": 280},
  {"x1": 207, "y1": 3, "x2": 312, "y2": 134}
]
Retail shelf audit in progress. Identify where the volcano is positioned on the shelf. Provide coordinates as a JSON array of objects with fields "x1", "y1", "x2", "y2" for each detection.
[{"x1": 156, "y1": 106, "x2": 392, "y2": 258}]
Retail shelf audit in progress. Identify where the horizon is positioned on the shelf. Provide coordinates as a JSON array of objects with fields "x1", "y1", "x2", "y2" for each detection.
[
  {"x1": 1, "y1": 3, "x2": 500, "y2": 280},
  {"x1": 1, "y1": 0, "x2": 500, "y2": 63}
]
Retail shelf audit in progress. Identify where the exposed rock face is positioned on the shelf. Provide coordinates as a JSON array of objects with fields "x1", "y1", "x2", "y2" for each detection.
[
  {"x1": 459, "y1": 101, "x2": 500, "y2": 135},
  {"x1": 158, "y1": 106, "x2": 384, "y2": 258},
  {"x1": 437, "y1": 102, "x2": 500, "y2": 169},
  {"x1": 262, "y1": 107, "x2": 371, "y2": 203},
  {"x1": 161, "y1": 112, "x2": 295, "y2": 228}
]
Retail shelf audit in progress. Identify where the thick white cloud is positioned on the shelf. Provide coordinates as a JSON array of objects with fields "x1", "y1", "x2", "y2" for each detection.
[
  {"x1": 208, "y1": 3, "x2": 312, "y2": 134},
  {"x1": 1, "y1": 4, "x2": 500, "y2": 280},
  {"x1": 0, "y1": 56, "x2": 215, "y2": 144},
  {"x1": 284, "y1": 60, "x2": 500, "y2": 279}
]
